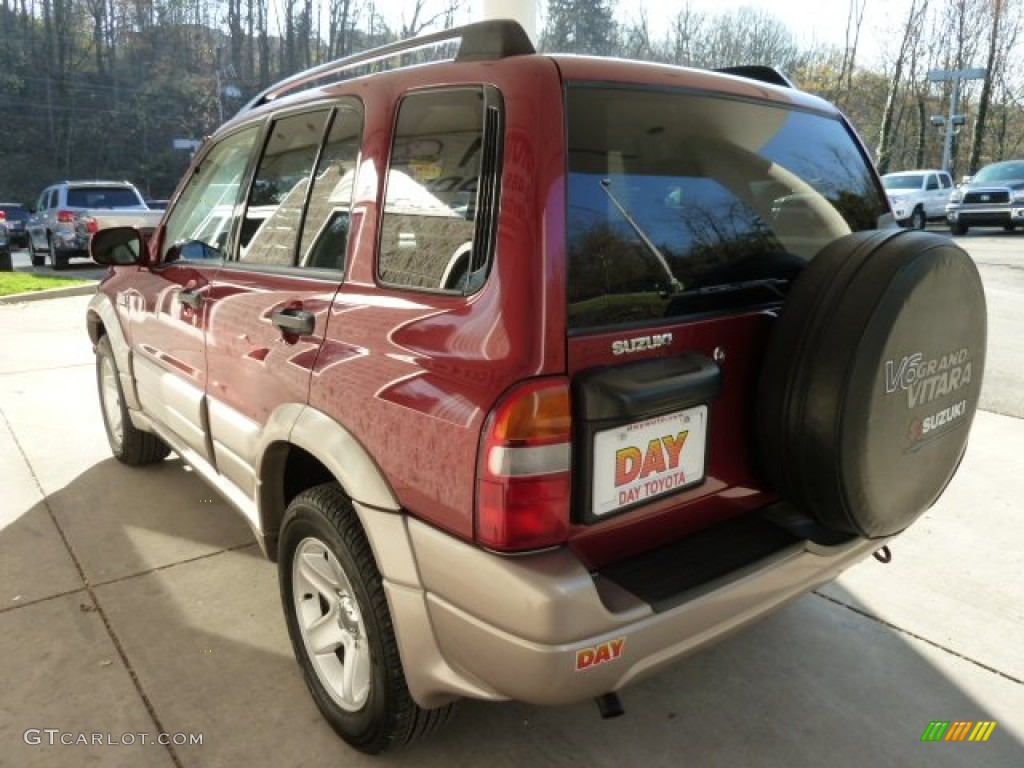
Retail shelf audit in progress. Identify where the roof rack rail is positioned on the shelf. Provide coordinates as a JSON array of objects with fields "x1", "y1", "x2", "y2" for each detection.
[
  {"x1": 240, "y1": 19, "x2": 535, "y2": 115},
  {"x1": 715, "y1": 65, "x2": 795, "y2": 89}
]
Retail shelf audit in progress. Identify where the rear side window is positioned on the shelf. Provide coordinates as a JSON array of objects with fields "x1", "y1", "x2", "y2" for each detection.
[
  {"x1": 66, "y1": 187, "x2": 142, "y2": 208},
  {"x1": 298, "y1": 102, "x2": 363, "y2": 271},
  {"x1": 565, "y1": 86, "x2": 886, "y2": 330},
  {"x1": 378, "y1": 87, "x2": 502, "y2": 293},
  {"x1": 239, "y1": 110, "x2": 331, "y2": 265}
]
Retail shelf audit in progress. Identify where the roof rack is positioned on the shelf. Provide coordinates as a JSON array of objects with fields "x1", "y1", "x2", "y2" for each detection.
[
  {"x1": 240, "y1": 19, "x2": 535, "y2": 115},
  {"x1": 714, "y1": 65, "x2": 795, "y2": 89}
]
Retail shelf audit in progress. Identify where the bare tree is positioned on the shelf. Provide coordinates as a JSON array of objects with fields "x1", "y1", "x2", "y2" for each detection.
[
  {"x1": 836, "y1": 0, "x2": 868, "y2": 106},
  {"x1": 876, "y1": 0, "x2": 928, "y2": 173}
]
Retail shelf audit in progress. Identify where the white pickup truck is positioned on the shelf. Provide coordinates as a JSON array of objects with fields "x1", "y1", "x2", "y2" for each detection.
[
  {"x1": 881, "y1": 169, "x2": 954, "y2": 229},
  {"x1": 26, "y1": 180, "x2": 164, "y2": 269}
]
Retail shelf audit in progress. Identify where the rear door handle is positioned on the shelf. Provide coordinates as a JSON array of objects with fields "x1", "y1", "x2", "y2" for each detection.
[
  {"x1": 179, "y1": 289, "x2": 203, "y2": 309},
  {"x1": 271, "y1": 309, "x2": 315, "y2": 335}
]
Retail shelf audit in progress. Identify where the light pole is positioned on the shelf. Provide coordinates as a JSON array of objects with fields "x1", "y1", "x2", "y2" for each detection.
[
  {"x1": 214, "y1": 46, "x2": 225, "y2": 125},
  {"x1": 926, "y1": 68, "x2": 986, "y2": 175}
]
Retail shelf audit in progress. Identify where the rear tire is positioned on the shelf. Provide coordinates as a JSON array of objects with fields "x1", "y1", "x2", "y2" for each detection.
[
  {"x1": 27, "y1": 233, "x2": 44, "y2": 265},
  {"x1": 48, "y1": 235, "x2": 68, "y2": 270},
  {"x1": 950, "y1": 222, "x2": 969, "y2": 236},
  {"x1": 279, "y1": 484, "x2": 454, "y2": 754},
  {"x1": 96, "y1": 335, "x2": 171, "y2": 465}
]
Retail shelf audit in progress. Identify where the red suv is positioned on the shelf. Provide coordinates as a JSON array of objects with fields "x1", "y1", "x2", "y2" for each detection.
[{"x1": 86, "y1": 21, "x2": 987, "y2": 754}]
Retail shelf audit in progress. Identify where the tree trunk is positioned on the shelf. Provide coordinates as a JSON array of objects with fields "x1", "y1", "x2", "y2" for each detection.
[{"x1": 967, "y1": 0, "x2": 1001, "y2": 174}]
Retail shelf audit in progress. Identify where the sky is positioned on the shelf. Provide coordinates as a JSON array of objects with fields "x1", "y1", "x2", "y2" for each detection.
[{"x1": 468, "y1": 0, "x2": 897, "y2": 65}]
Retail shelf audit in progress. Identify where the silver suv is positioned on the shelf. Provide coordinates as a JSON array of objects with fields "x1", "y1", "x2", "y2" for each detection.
[{"x1": 26, "y1": 180, "x2": 150, "y2": 269}]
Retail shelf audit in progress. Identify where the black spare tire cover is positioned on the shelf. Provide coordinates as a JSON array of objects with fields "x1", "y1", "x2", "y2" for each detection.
[{"x1": 758, "y1": 229, "x2": 986, "y2": 538}]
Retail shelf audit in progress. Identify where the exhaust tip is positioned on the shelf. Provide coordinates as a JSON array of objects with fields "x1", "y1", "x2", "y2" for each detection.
[{"x1": 595, "y1": 692, "x2": 624, "y2": 719}]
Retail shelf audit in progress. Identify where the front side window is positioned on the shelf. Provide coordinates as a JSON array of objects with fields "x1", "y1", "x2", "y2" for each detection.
[
  {"x1": 378, "y1": 87, "x2": 500, "y2": 293},
  {"x1": 566, "y1": 86, "x2": 886, "y2": 330},
  {"x1": 162, "y1": 127, "x2": 260, "y2": 264}
]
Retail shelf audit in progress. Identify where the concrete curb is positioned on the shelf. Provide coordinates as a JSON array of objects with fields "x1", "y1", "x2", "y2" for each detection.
[{"x1": 0, "y1": 282, "x2": 98, "y2": 305}]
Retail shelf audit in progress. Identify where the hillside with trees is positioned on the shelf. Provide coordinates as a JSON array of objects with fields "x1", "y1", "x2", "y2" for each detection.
[{"x1": 0, "y1": 0, "x2": 1020, "y2": 202}]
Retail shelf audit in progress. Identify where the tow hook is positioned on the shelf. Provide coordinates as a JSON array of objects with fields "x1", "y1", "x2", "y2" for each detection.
[
  {"x1": 595, "y1": 692, "x2": 624, "y2": 719},
  {"x1": 873, "y1": 545, "x2": 892, "y2": 564}
]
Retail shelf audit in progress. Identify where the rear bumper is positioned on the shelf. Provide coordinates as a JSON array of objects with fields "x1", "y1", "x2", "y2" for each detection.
[{"x1": 376, "y1": 511, "x2": 883, "y2": 708}]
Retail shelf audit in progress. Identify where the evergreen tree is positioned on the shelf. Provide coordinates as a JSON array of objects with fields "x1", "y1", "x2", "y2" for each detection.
[{"x1": 541, "y1": 0, "x2": 619, "y2": 55}]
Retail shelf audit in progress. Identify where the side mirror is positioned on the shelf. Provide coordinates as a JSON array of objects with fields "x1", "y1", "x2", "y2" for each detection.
[{"x1": 91, "y1": 226, "x2": 142, "y2": 266}]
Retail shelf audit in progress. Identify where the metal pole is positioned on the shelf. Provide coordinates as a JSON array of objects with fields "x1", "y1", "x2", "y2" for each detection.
[
  {"x1": 941, "y1": 75, "x2": 961, "y2": 174},
  {"x1": 215, "y1": 47, "x2": 224, "y2": 125}
]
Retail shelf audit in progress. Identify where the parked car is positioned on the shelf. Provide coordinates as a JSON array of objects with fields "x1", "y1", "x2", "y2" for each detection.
[
  {"x1": 881, "y1": 169, "x2": 953, "y2": 229},
  {"x1": 0, "y1": 203, "x2": 32, "y2": 249},
  {"x1": 26, "y1": 180, "x2": 163, "y2": 269},
  {"x1": 0, "y1": 220, "x2": 9, "y2": 261},
  {"x1": 85, "y1": 20, "x2": 987, "y2": 754},
  {"x1": 946, "y1": 159, "x2": 1024, "y2": 235}
]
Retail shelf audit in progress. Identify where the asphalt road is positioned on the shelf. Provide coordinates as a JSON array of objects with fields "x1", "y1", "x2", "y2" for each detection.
[
  {"x1": 954, "y1": 231, "x2": 1024, "y2": 419},
  {"x1": 8, "y1": 246, "x2": 108, "y2": 281}
]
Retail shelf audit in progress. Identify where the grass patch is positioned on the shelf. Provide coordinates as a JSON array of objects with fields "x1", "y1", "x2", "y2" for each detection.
[{"x1": 0, "y1": 271, "x2": 90, "y2": 297}]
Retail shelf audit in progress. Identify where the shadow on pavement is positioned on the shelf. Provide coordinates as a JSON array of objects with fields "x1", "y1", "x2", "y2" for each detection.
[{"x1": 2, "y1": 457, "x2": 1020, "y2": 767}]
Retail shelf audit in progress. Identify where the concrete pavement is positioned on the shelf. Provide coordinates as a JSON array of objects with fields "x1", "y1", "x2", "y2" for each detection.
[{"x1": 1, "y1": 293, "x2": 1021, "y2": 768}]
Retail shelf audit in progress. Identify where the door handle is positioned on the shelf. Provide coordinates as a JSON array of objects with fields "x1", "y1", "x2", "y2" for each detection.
[
  {"x1": 271, "y1": 308, "x2": 315, "y2": 335},
  {"x1": 179, "y1": 289, "x2": 203, "y2": 309}
]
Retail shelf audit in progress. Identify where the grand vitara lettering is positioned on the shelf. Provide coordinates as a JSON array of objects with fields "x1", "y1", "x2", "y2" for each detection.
[{"x1": 884, "y1": 348, "x2": 973, "y2": 409}]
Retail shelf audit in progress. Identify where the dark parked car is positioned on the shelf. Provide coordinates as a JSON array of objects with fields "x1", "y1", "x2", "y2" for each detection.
[
  {"x1": 946, "y1": 159, "x2": 1024, "y2": 234},
  {"x1": 85, "y1": 20, "x2": 987, "y2": 754},
  {"x1": 0, "y1": 203, "x2": 31, "y2": 249}
]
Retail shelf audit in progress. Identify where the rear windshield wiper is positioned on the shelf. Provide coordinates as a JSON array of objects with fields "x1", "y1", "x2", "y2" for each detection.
[
  {"x1": 667, "y1": 278, "x2": 790, "y2": 300},
  {"x1": 599, "y1": 179, "x2": 684, "y2": 293}
]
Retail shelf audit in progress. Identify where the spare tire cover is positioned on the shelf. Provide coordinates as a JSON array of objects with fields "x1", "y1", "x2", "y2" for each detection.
[{"x1": 758, "y1": 229, "x2": 986, "y2": 538}]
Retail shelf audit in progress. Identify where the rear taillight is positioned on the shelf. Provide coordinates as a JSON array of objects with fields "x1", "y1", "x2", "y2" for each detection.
[
  {"x1": 83, "y1": 216, "x2": 98, "y2": 234},
  {"x1": 476, "y1": 378, "x2": 572, "y2": 552},
  {"x1": 56, "y1": 210, "x2": 76, "y2": 223},
  {"x1": 0, "y1": 211, "x2": 6, "y2": 221}
]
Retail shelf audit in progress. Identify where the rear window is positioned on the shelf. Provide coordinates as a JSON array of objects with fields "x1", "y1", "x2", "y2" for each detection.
[
  {"x1": 0, "y1": 205, "x2": 29, "y2": 221},
  {"x1": 66, "y1": 187, "x2": 143, "y2": 208},
  {"x1": 882, "y1": 175, "x2": 924, "y2": 190},
  {"x1": 566, "y1": 86, "x2": 885, "y2": 330}
]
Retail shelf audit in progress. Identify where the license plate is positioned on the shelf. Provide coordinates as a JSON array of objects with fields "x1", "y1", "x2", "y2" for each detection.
[{"x1": 592, "y1": 406, "x2": 707, "y2": 518}]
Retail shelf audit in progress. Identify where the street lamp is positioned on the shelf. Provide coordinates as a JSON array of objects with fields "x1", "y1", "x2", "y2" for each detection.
[{"x1": 926, "y1": 68, "x2": 986, "y2": 173}]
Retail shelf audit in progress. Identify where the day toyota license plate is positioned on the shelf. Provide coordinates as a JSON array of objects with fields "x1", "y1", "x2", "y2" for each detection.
[{"x1": 592, "y1": 406, "x2": 707, "y2": 518}]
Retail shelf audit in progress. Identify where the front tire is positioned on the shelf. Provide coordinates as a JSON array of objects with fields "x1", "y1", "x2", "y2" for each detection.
[
  {"x1": 279, "y1": 484, "x2": 453, "y2": 754},
  {"x1": 910, "y1": 207, "x2": 926, "y2": 230},
  {"x1": 96, "y1": 336, "x2": 171, "y2": 465},
  {"x1": 950, "y1": 222, "x2": 969, "y2": 236}
]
